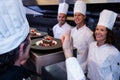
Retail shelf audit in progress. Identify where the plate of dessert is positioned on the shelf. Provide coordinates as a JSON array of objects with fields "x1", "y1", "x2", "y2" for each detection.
[
  {"x1": 31, "y1": 35, "x2": 62, "y2": 53},
  {"x1": 30, "y1": 28, "x2": 48, "y2": 39}
]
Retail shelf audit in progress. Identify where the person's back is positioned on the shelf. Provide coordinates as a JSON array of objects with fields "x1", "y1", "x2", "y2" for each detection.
[
  {"x1": 0, "y1": 0, "x2": 31, "y2": 80},
  {"x1": 0, "y1": 66, "x2": 29, "y2": 80}
]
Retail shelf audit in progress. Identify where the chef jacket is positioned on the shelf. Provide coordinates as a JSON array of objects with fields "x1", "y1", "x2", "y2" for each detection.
[
  {"x1": 53, "y1": 22, "x2": 72, "y2": 39},
  {"x1": 71, "y1": 25, "x2": 94, "y2": 72},
  {"x1": 66, "y1": 57, "x2": 86, "y2": 80},
  {"x1": 87, "y1": 41, "x2": 120, "y2": 80}
]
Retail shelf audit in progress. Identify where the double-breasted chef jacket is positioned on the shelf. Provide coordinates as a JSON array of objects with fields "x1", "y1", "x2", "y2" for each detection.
[
  {"x1": 53, "y1": 22, "x2": 72, "y2": 39},
  {"x1": 71, "y1": 25, "x2": 94, "y2": 72},
  {"x1": 87, "y1": 42, "x2": 120, "y2": 80},
  {"x1": 65, "y1": 41, "x2": 120, "y2": 80}
]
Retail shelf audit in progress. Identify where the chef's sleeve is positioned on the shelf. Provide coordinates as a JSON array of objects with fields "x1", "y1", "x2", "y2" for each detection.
[
  {"x1": 66, "y1": 57, "x2": 86, "y2": 80},
  {"x1": 110, "y1": 52, "x2": 120, "y2": 80}
]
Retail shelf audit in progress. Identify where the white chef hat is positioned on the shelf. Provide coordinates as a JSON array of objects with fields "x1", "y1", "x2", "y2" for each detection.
[
  {"x1": 74, "y1": 0, "x2": 86, "y2": 15},
  {"x1": 58, "y1": 2, "x2": 69, "y2": 14},
  {"x1": 0, "y1": 0, "x2": 29, "y2": 55},
  {"x1": 97, "y1": 9, "x2": 117, "y2": 30}
]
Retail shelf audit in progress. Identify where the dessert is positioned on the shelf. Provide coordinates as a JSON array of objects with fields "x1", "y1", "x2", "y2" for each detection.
[
  {"x1": 30, "y1": 29, "x2": 41, "y2": 36},
  {"x1": 39, "y1": 36, "x2": 56, "y2": 46},
  {"x1": 42, "y1": 36, "x2": 52, "y2": 45}
]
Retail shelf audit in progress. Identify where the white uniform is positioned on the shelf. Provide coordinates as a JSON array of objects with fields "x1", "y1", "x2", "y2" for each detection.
[
  {"x1": 88, "y1": 41, "x2": 120, "y2": 80},
  {"x1": 53, "y1": 22, "x2": 72, "y2": 39},
  {"x1": 0, "y1": 0, "x2": 29, "y2": 54},
  {"x1": 66, "y1": 57, "x2": 86, "y2": 80},
  {"x1": 71, "y1": 25, "x2": 94, "y2": 72}
]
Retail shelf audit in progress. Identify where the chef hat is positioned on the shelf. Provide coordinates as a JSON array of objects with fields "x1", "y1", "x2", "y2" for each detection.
[
  {"x1": 0, "y1": 0, "x2": 29, "y2": 55},
  {"x1": 58, "y1": 2, "x2": 69, "y2": 14},
  {"x1": 97, "y1": 9, "x2": 117, "y2": 30},
  {"x1": 74, "y1": 0, "x2": 86, "y2": 15}
]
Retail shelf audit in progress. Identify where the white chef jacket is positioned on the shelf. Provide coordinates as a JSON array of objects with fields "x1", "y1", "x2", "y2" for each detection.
[
  {"x1": 87, "y1": 41, "x2": 120, "y2": 80},
  {"x1": 66, "y1": 57, "x2": 86, "y2": 80},
  {"x1": 71, "y1": 25, "x2": 94, "y2": 72},
  {"x1": 53, "y1": 22, "x2": 72, "y2": 39}
]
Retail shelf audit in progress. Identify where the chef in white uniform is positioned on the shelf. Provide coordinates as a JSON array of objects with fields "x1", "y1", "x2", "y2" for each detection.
[
  {"x1": 53, "y1": 2, "x2": 73, "y2": 39},
  {"x1": 0, "y1": 0, "x2": 31, "y2": 80},
  {"x1": 62, "y1": 31, "x2": 86, "y2": 80},
  {"x1": 71, "y1": 0, "x2": 94, "y2": 73},
  {"x1": 61, "y1": 9, "x2": 120, "y2": 80},
  {"x1": 87, "y1": 9, "x2": 120, "y2": 80}
]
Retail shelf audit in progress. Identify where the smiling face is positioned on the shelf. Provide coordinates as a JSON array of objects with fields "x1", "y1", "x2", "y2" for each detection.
[
  {"x1": 95, "y1": 25, "x2": 107, "y2": 45},
  {"x1": 74, "y1": 12, "x2": 86, "y2": 28},
  {"x1": 57, "y1": 13, "x2": 67, "y2": 27}
]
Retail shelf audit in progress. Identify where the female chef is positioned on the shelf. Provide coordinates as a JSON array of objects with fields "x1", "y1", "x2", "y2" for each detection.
[
  {"x1": 87, "y1": 9, "x2": 120, "y2": 80},
  {"x1": 62, "y1": 9, "x2": 120, "y2": 80},
  {"x1": 71, "y1": 0, "x2": 94, "y2": 73}
]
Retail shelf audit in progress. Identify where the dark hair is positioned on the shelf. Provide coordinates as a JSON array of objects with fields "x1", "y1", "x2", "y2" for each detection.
[
  {"x1": 93, "y1": 27, "x2": 115, "y2": 45},
  {"x1": 0, "y1": 35, "x2": 29, "y2": 72},
  {"x1": 105, "y1": 28, "x2": 115, "y2": 45}
]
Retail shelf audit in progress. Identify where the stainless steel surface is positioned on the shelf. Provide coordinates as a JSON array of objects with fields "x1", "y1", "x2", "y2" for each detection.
[{"x1": 29, "y1": 50, "x2": 65, "y2": 80}]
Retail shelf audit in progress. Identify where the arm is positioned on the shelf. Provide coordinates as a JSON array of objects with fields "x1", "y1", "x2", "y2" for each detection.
[
  {"x1": 62, "y1": 31, "x2": 86, "y2": 80},
  {"x1": 110, "y1": 50, "x2": 120, "y2": 80}
]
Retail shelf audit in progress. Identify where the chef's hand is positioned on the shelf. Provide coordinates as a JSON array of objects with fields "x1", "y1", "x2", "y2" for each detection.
[
  {"x1": 62, "y1": 31, "x2": 73, "y2": 59},
  {"x1": 14, "y1": 35, "x2": 31, "y2": 66}
]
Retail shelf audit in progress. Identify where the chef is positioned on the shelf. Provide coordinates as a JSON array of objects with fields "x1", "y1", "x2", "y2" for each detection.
[
  {"x1": 87, "y1": 9, "x2": 120, "y2": 80},
  {"x1": 62, "y1": 9, "x2": 120, "y2": 80},
  {"x1": 0, "y1": 0, "x2": 31, "y2": 80},
  {"x1": 52, "y1": 2, "x2": 73, "y2": 39},
  {"x1": 71, "y1": 0, "x2": 94, "y2": 73}
]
